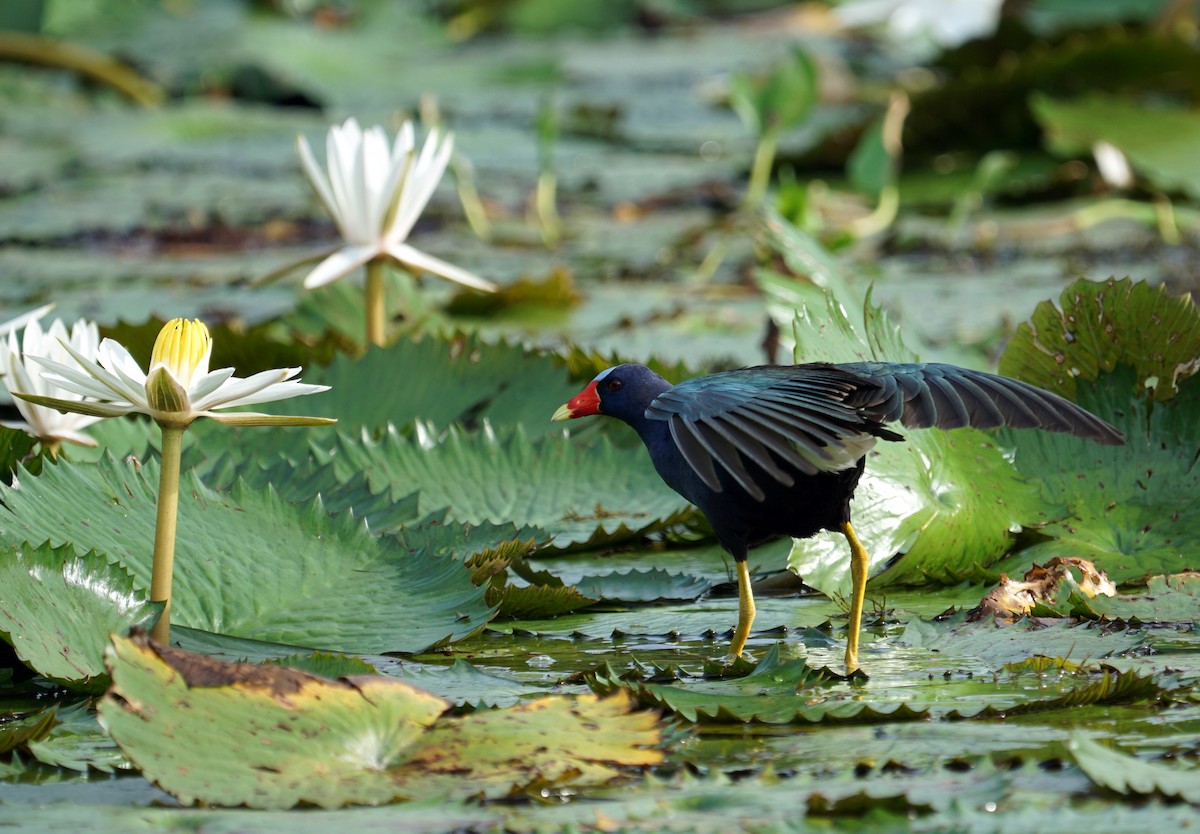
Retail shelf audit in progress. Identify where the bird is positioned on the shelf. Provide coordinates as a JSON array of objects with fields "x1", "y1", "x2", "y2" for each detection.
[{"x1": 552, "y1": 361, "x2": 1123, "y2": 673}]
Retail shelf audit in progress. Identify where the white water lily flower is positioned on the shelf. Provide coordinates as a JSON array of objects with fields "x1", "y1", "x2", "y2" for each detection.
[
  {"x1": 296, "y1": 117, "x2": 495, "y2": 292},
  {"x1": 0, "y1": 315, "x2": 102, "y2": 447},
  {"x1": 835, "y1": 0, "x2": 1003, "y2": 56},
  {"x1": 18, "y1": 318, "x2": 333, "y2": 430}
]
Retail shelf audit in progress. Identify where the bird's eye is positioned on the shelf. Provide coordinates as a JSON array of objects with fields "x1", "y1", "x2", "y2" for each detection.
[{"x1": 607, "y1": 379, "x2": 623, "y2": 392}]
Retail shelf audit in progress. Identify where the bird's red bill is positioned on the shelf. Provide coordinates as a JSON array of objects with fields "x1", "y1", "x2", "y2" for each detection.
[{"x1": 551, "y1": 381, "x2": 601, "y2": 421}]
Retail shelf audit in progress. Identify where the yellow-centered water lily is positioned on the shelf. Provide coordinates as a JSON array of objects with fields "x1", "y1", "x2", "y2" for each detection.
[
  {"x1": 11, "y1": 318, "x2": 335, "y2": 644},
  {"x1": 0, "y1": 314, "x2": 102, "y2": 450},
  {"x1": 18, "y1": 318, "x2": 333, "y2": 430}
]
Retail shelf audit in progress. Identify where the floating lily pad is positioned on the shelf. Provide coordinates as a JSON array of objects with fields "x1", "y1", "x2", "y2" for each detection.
[
  {"x1": 0, "y1": 456, "x2": 492, "y2": 654},
  {"x1": 100, "y1": 633, "x2": 663, "y2": 808},
  {"x1": 1069, "y1": 732, "x2": 1200, "y2": 803},
  {"x1": 785, "y1": 291, "x2": 1043, "y2": 595},
  {"x1": 592, "y1": 644, "x2": 926, "y2": 725},
  {"x1": 314, "y1": 425, "x2": 696, "y2": 548},
  {"x1": 1033, "y1": 94, "x2": 1200, "y2": 200},
  {"x1": 271, "y1": 332, "x2": 582, "y2": 436},
  {"x1": 999, "y1": 277, "x2": 1200, "y2": 402},
  {"x1": 0, "y1": 542, "x2": 160, "y2": 691}
]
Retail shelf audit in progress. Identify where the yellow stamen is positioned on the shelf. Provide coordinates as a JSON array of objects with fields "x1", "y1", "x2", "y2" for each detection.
[{"x1": 151, "y1": 318, "x2": 210, "y2": 389}]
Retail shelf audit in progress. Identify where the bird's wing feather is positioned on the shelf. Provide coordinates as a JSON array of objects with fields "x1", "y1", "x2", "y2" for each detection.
[
  {"x1": 645, "y1": 362, "x2": 1122, "y2": 498},
  {"x1": 647, "y1": 366, "x2": 891, "y2": 493},
  {"x1": 839, "y1": 362, "x2": 1124, "y2": 444}
]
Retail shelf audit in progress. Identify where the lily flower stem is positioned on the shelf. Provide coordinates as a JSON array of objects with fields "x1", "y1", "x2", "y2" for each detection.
[
  {"x1": 149, "y1": 424, "x2": 185, "y2": 644},
  {"x1": 743, "y1": 131, "x2": 779, "y2": 210},
  {"x1": 365, "y1": 259, "x2": 387, "y2": 348}
]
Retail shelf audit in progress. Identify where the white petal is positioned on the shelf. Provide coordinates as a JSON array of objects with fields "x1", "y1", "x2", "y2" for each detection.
[
  {"x1": 361, "y1": 125, "x2": 393, "y2": 233},
  {"x1": 329, "y1": 120, "x2": 370, "y2": 241},
  {"x1": 191, "y1": 367, "x2": 295, "y2": 411},
  {"x1": 210, "y1": 380, "x2": 329, "y2": 410},
  {"x1": 302, "y1": 245, "x2": 378, "y2": 289},
  {"x1": 95, "y1": 339, "x2": 150, "y2": 391},
  {"x1": 28, "y1": 355, "x2": 131, "y2": 402},
  {"x1": 188, "y1": 366, "x2": 237, "y2": 403},
  {"x1": 0, "y1": 304, "x2": 54, "y2": 337},
  {"x1": 297, "y1": 133, "x2": 348, "y2": 239},
  {"x1": 387, "y1": 241, "x2": 496, "y2": 292},
  {"x1": 389, "y1": 129, "x2": 454, "y2": 243}
]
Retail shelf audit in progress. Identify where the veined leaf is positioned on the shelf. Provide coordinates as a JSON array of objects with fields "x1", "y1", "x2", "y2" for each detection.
[
  {"x1": 1069, "y1": 732, "x2": 1200, "y2": 803},
  {"x1": 999, "y1": 277, "x2": 1200, "y2": 402},
  {"x1": 786, "y1": 290, "x2": 1042, "y2": 595},
  {"x1": 100, "y1": 633, "x2": 663, "y2": 809},
  {"x1": 259, "y1": 332, "x2": 582, "y2": 436},
  {"x1": 992, "y1": 370, "x2": 1200, "y2": 584},
  {"x1": 0, "y1": 542, "x2": 160, "y2": 692},
  {"x1": 99, "y1": 632, "x2": 449, "y2": 809},
  {"x1": 0, "y1": 455, "x2": 492, "y2": 654},
  {"x1": 315, "y1": 425, "x2": 696, "y2": 548},
  {"x1": 591, "y1": 644, "x2": 926, "y2": 725}
]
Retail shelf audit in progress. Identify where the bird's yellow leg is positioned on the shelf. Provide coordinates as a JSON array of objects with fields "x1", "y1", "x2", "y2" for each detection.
[
  {"x1": 728, "y1": 560, "x2": 756, "y2": 659},
  {"x1": 840, "y1": 521, "x2": 869, "y2": 674}
]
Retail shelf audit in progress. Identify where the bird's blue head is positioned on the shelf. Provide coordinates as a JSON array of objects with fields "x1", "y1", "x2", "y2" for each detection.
[{"x1": 551, "y1": 363, "x2": 671, "y2": 426}]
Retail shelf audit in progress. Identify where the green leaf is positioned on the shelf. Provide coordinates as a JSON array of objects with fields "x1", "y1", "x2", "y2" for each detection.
[
  {"x1": 947, "y1": 667, "x2": 1165, "y2": 720},
  {"x1": 260, "y1": 332, "x2": 582, "y2": 436},
  {"x1": 267, "y1": 652, "x2": 379, "y2": 678},
  {"x1": 25, "y1": 701, "x2": 128, "y2": 774},
  {"x1": 573, "y1": 568, "x2": 713, "y2": 604},
  {"x1": 1069, "y1": 732, "x2": 1200, "y2": 803},
  {"x1": 1085, "y1": 574, "x2": 1200, "y2": 623},
  {"x1": 729, "y1": 49, "x2": 818, "y2": 137},
  {"x1": 592, "y1": 644, "x2": 927, "y2": 725},
  {"x1": 0, "y1": 425, "x2": 38, "y2": 480},
  {"x1": 0, "y1": 456, "x2": 492, "y2": 654},
  {"x1": 992, "y1": 371, "x2": 1200, "y2": 584},
  {"x1": 100, "y1": 633, "x2": 663, "y2": 808},
  {"x1": 316, "y1": 426, "x2": 696, "y2": 549},
  {"x1": 896, "y1": 617, "x2": 1145, "y2": 667},
  {"x1": 0, "y1": 542, "x2": 160, "y2": 692},
  {"x1": 1032, "y1": 94, "x2": 1200, "y2": 199},
  {"x1": 99, "y1": 632, "x2": 450, "y2": 809},
  {"x1": 387, "y1": 659, "x2": 543, "y2": 709},
  {"x1": 999, "y1": 277, "x2": 1200, "y2": 402},
  {"x1": 785, "y1": 291, "x2": 1042, "y2": 594}
]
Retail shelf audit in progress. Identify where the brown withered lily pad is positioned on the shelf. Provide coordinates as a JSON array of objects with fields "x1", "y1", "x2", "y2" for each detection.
[{"x1": 969, "y1": 557, "x2": 1117, "y2": 623}]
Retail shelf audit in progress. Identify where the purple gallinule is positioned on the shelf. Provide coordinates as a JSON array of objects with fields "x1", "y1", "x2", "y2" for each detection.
[{"x1": 553, "y1": 362, "x2": 1123, "y2": 672}]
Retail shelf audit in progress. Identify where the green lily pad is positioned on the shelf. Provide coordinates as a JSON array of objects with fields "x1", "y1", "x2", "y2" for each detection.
[
  {"x1": 0, "y1": 542, "x2": 160, "y2": 692},
  {"x1": 0, "y1": 455, "x2": 492, "y2": 654},
  {"x1": 1033, "y1": 94, "x2": 1200, "y2": 200},
  {"x1": 592, "y1": 644, "x2": 927, "y2": 725},
  {"x1": 573, "y1": 568, "x2": 713, "y2": 604},
  {"x1": 785, "y1": 291, "x2": 1043, "y2": 595},
  {"x1": 267, "y1": 652, "x2": 379, "y2": 678},
  {"x1": 896, "y1": 617, "x2": 1145, "y2": 666},
  {"x1": 24, "y1": 701, "x2": 128, "y2": 774},
  {"x1": 261, "y1": 331, "x2": 582, "y2": 436},
  {"x1": 387, "y1": 659, "x2": 543, "y2": 709},
  {"x1": 999, "y1": 277, "x2": 1200, "y2": 402},
  {"x1": 1069, "y1": 732, "x2": 1200, "y2": 803},
  {"x1": 1084, "y1": 574, "x2": 1200, "y2": 623},
  {"x1": 992, "y1": 370, "x2": 1200, "y2": 583},
  {"x1": 99, "y1": 632, "x2": 451, "y2": 809},
  {"x1": 315, "y1": 425, "x2": 696, "y2": 548},
  {"x1": 100, "y1": 633, "x2": 663, "y2": 808}
]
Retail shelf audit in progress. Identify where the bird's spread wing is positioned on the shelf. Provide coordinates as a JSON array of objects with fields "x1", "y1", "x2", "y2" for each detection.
[
  {"x1": 645, "y1": 363, "x2": 1123, "y2": 500},
  {"x1": 836, "y1": 362, "x2": 1125, "y2": 444},
  {"x1": 645, "y1": 366, "x2": 899, "y2": 499}
]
